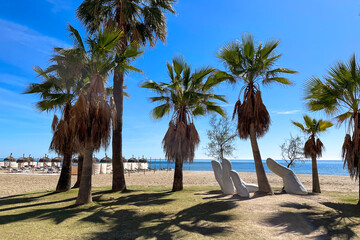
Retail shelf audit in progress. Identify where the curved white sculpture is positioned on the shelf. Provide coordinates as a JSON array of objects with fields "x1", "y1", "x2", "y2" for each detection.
[
  {"x1": 266, "y1": 158, "x2": 307, "y2": 195},
  {"x1": 221, "y1": 159, "x2": 236, "y2": 195},
  {"x1": 229, "y1": 170, "x2": 249, "y2": 198},
  {"x1": 211, "y1": 160, "x2": 224, "y2": 192}
]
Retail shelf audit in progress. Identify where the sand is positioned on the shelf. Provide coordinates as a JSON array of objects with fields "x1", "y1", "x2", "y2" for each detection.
[{"x1": 0, "y1": 170, "x2": 358, "y2": 197}]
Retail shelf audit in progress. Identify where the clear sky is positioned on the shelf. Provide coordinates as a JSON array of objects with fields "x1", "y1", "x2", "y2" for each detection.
[{"x1": 0, "y1": 0, "x2": 360, "y2": 160}]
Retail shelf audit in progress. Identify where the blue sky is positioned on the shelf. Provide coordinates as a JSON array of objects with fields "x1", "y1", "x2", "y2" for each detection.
[{"x1": 0, "y1": 0, "x2": 360, "y2": 160}]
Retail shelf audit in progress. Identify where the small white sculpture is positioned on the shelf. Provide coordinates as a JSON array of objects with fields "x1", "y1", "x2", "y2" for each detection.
[
  {"x1": 266, "y1": 158, "x2": 307, "y2": 195},
  {"x1": 229, "y1": 170, "x2": 249, "y2": 198}
]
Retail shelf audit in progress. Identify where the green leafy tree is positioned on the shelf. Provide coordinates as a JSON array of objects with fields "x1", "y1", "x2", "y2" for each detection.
[
  {"x1": 77, "y1": 0, "x2": 177, "y2": 192},
  {"x1": 305, "y1": 54, "x2": 360, "y2": 202},
  {"x1": 280, "y1": 135, "x2": 305, "y2": 168},
  {"x1": 205, "y1": 115, "x2": 237, "y2": 160},
  {"x1": 217, "y1": 34, "x2": 297, "y2": 194},
  {"x1": 292, "y1": 115, "x2": 333, "y2": 193},
  {"x1": 142, "y1": 56, "x2": 227, "y2": 191},
  {"x1": 24, "y1": 47, "x2": 84, "y2": 192}
]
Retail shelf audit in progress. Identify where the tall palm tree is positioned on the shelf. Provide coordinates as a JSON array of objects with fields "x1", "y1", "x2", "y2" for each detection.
[
  {"x1": 217, "y1": 34, "x2": 297, "y2": 194},
  {"x1": 24, "y1": 48, "x2": 84, "y2": 192},
  {"x1": 142, "y1": 56, "x2": 227, "y2": 191},
  {"x1": 305, "y1": 54, "x2": 360, "y2": 202},
  {"x1": 67, "y1": 26, "x2": 119, "y2": 204},
  {"x1": 292, "y1": 115, "x2": 333, "y2": 193},
  {"x1": 77, "y1": 0, "x2": 177, "y2": 191}
]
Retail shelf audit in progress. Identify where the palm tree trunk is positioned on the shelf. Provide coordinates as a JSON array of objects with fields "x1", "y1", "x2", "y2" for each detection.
[
  {"x1": 72, "y1": 154, "x2": 84, "y2": 188},
  {"x1": 112, "y1": 71, "x2": 126, "y2": 192},
  {"x1": 76, "y1": 143, "x2": 93, "y2": 205},
  {"x1": 249, "y1": 123, "x2": 273, "y2": 194},
  {"x1": 311, "y1": 154, "x2": 321, "y2": 193},
  {"x1": 56, "y1": 148, "x2": 72, "y2": 192},
  {"x1": 172, "y1": 158, "x2": 183, "y2": 191}
]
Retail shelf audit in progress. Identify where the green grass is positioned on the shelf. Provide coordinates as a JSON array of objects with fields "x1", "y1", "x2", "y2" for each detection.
[
  {"x1": 0, "y1": 186, "x2": 243, "y2": 239},
  {"x1": 1, "y1": 187, "x2": 360, "y2": 239}
]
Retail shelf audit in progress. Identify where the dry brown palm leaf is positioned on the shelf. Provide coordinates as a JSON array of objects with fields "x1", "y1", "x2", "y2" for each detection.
[
  {"x1": 232, "y1": 99, "x2": 241, "y2": 120},
  {"x1": 253, "y1": 91, "x2": 270, "y2": 138},
  {"x1": 315, "y1": 138, "x2": 324, "y2": 158},
  {"x1": 304, "y1": 136, "x2": 316, "y2": 158},
  {"x1": 51, "y1": 115, "x2": 59, "y2": 132},
  {"x1": 342, "y1": 134, "x2": 358, "y2": 179}
]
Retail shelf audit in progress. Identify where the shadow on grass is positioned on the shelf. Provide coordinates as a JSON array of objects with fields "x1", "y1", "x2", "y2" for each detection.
[
  {"x1": 86, "y1": 199, "x2": 237, "y2": 239},
  {"x1": 0, "y1": 189, "x2": 237, "y2": 239},
  {"x1": 265, "y1": 202, "x2": 360, "y2": 239}
]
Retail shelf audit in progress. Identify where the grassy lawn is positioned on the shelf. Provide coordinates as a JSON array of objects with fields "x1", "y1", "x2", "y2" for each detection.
[{"x1": 0, "y1": 186, "x2": 360, "y2": 239}]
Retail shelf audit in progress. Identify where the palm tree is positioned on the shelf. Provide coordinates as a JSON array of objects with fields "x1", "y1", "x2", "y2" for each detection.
[
  {"x1": 77, "y1": 0, "x2": 177, "y2": 192},
  {"x1": 217, "y1": 34, "x2": 297, "y2": 194},
  {"x1": 292, "y1": 115, "x2": 333, "y2": 193},
  {"x1": 24, "y1": 48, "x2": 84, "y2": 192},
  {"x1": 67, "y1": 26, "x2": 119, "y2": 204},
  {"x1": 142, "y1": 56, "x2": 227, "y2": 191},
  {"x1": 305, "y1": 54, "x2": 360, "y2": 201}
]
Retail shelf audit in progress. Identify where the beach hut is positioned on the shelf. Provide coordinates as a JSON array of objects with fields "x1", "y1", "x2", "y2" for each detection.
[
  {"x1": 51, "y1": 156, "x2": 63, "y2": 168},
  {"x1": 39, "y1": 155, "x2": 51, "y2": 167},
  {"x1": 4, "y1": 153, "x2": 16, "y2": 168}
]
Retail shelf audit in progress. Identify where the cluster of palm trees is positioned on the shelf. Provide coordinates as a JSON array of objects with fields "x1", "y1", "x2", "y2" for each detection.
[{"x1": 24, "y1": 0, "x2": 360, "y2": 205}]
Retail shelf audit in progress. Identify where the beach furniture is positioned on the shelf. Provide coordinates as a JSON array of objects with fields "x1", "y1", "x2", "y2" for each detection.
[{"x1": 266, "y1": 158, "x2": 307, "y2": 195}]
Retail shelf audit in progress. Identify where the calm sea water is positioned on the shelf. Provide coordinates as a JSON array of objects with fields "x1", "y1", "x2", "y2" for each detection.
[
  {"x1": 147, "y1": 159, "x2": 349, "y2": 175},
  {"x1": 0, "y1": 158, "x2": 349, "y2": 175}
]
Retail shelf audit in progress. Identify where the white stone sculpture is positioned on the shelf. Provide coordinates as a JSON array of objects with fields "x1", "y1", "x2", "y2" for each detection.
[
  {"x1": 211, "y1": 159, "x2": 258, "y2": 197},
  {"x1": 229, "y1": 170, "x2": 249, "y2": 198},
  {"x1": 221, "y1": 159, "x2": 236, "y2": 195},
  {"x1": 266, "y1": 158, "x2": 307, "y2": 195},
  {"x1": 211, "y1": 160, "x2": 224, "y2": 192}
]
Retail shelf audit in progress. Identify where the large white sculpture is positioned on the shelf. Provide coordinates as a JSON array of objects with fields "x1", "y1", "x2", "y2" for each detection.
[
  {"x1": 211, "y1": 159, "x2": 259, "y2": 197},
  {"x1": 266, "y1": 158, "x2": 307, "y2": 195},
  {"x1": 229, "y1": 170, "x2": 249, "y2": 198},
  {"x1": 221, "y1": 159, "x2": 236, "y2": 194},
  {"x1": 211, "y1": 160, "x2": 224, "y2": 192}
]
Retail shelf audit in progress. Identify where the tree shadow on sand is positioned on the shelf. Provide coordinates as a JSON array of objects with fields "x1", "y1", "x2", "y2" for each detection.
[{"x1": 265, "y1": 202, "x2": 360, "y2": 239}]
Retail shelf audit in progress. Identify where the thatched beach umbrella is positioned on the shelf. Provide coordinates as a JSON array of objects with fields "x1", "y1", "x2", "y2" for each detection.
[
  {"x1": 100, "y1": 155, "x2": 111, "y2": 163},
  {"x1": 51, "y1": 157, "x2": 63, "y2": 163},
  {"x1": 17, "y1": 154, "x2": 27, "y2": 163},
  {"x1": 128, "y1": 157, "x2": 138, "y2": 163},
  {"x1": 139, "y1": 157, "x2": 148, "y2": 163},
  {"x1": 27, "y1": 154, "x2": 34, "y2": 163},
  {"x1": 122, "y1": 156, "x2": 127, "y2": 162},
  {"x1": 4, "y1": 153, "x2": 16, "y2": 162},
  {"x1": 92, "y1": 156, "x2": 100, "y2": 163},
  {"x1": 72, "y1": 157, "x2": 78, "y2": 164},
  {"x1": 39, "y1": 155, "x2": 51, "y2": 162}
]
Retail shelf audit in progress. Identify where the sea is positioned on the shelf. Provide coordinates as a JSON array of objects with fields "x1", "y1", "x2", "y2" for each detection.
[{"x1": 1, "y1": 158, "x2": 349, "y2": 175}]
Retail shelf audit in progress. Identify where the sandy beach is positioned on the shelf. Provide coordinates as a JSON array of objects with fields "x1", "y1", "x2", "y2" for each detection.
[{"x1": 0, "y1": 171, "x2": 358, "y2": 197}]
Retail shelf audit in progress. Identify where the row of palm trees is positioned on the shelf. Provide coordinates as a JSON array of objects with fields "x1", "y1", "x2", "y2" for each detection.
[{"x1": 24, "y1": 0, "x2": 360, "y2": 205}]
